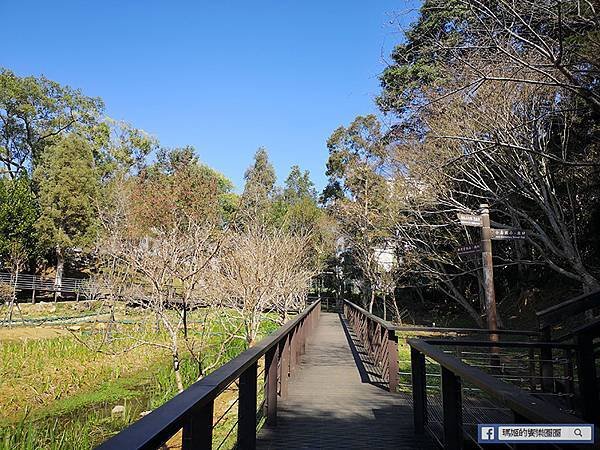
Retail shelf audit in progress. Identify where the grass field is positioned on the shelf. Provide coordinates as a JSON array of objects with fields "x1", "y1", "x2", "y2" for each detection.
[{"x1": 0, "y1": 301, "x2": 278, "y2": 449}]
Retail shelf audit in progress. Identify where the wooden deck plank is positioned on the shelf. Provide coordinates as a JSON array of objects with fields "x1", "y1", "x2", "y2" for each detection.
[{"x1": 257, "y1": 312, "x2": 437, "y2": 449}]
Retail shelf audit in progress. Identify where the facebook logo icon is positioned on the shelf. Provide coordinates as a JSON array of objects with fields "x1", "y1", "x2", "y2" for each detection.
[{"x1": 481, "y1": 426, "x2": 495, "y2": 441}]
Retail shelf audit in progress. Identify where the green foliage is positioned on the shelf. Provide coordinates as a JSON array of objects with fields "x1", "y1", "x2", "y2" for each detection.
[
  {"x1": 0, "y1": 306, "x2": 280, "y2": 450},
  {"x1": 367, "y1": 0, "x2": 600, "y2": 317},
  {"x1": 323, "y1": 114, "x2": 389, "y2": 212},
  {"x1": 377, "y1": 0, "x2": 468, "y2": 115},
  {"x1": 34, "y1": 134, "x2": 100, "y2": 253},
  {"x1": 283, "y1": 165, "x2": 316, "y2": 203},
  {"x1": 378, "y1": 0, "x2": 600, "y2": 118},
  {"x1": 219, "y1": 192, "x2": 240, "y2": 224},
  {"x1": 94, "y1": 120, "x2": 158, "y2": 180},
  {"x1": 240, "y1": 147, "x2": 276, "y2": 219},
  {"x1": 0, "y1": 68, "x2": 104, "y2": 177},
  {"x1": 0, "y1": 174, "x2": 40, "y2": 268}
]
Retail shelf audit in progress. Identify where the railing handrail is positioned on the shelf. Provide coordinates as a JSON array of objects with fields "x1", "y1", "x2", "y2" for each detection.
[
  {"x1": 342, "y1": 299, "x2": 396, "y2": 331},
  {"x1": 343, "y1": 299, "x2": 539, "y2": 336},
  {"x1": 536, "y1": 289, "x2": 600, "y2": 329},
  {"x1": 394, "y1": 325, "x2": 540, "y2": 336},
  {"x1": 408, "y1": 338, "x2": 583, "y2": 424},
  {"x1": 421, "y1": 338, "x2": 576, "y2": 349},
  {"x1": 96, "y1": 300, "x2": 321, "y2": 450}
]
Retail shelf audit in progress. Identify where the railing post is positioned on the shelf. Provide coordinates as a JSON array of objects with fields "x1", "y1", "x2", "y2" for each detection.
[
  {"x1": 441, "y1": 367, "x2": 463, "y2": 450},
  {"x1": 238, "y1": 362, "x2": 257, "y2": 450},
  {"x1": 265, "y1": 346, "x2": 278, "y2": 425},
  {"x1": 387, "y1": 329, "x2": 398, "y2": 392},
  {"x1": 576, "y1": 332, "x2": 599, "y2": 424},
  {"x1": 280, "y1": 335, "x2": 290, "y2": 399},
  {"x1": 411, "y1": 348, "x2": 427, "y2": 434},
  {"x1": 182, "y1": 401, "x2": 213, "y2": 450},
  {"x1": 300, "y1": 318, "x2": 306, "y2": 355},
  {"x1": 290, "y1": 328, "x2": 298, "y2": 374}
]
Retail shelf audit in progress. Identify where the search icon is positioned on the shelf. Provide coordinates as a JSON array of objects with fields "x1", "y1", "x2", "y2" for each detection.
[{"x1": 574, "y1": 428, "x2": 583, "y2": 437}]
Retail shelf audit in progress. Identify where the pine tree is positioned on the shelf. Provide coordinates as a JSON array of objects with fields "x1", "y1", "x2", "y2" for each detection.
[
  {"x1": 283, "y1": 165, "x2": 317, "y2": 203},
  {"x1": 240, "y1": 148, "x2": 276, "y2": 221},
  {"x1": 34, "y1": 134, "x2": 99, "y2": 297}
]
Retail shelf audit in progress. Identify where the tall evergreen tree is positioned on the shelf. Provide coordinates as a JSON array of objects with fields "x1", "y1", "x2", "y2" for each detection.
[
  {"x1": 240, "y1": 148, "x2": 276, "y2": 220},
  {"x1": 283, "y1": 165, "x2": 317, "y2": 203},
  {"x1": 34, "y1": 134, "x2": 99, "y2": 295}
]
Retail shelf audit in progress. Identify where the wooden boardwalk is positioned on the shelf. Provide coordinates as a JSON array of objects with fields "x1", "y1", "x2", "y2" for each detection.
[{"x1": 256, "y1": 312, "x2": 437, "y2": 449}]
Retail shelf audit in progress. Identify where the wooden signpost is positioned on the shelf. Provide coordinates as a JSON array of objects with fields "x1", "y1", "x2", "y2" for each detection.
[{"x1": 456, "y1": 204, "x2": 526, "y2": 341}]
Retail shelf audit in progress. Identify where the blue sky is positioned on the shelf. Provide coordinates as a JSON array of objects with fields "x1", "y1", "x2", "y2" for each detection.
[{"x1": 2, "y1": 1, "x2": 420, "y2": 192}]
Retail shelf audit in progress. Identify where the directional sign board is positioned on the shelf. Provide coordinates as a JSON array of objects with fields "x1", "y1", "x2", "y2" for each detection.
[
  {"x1": 457, "y1": 243, "x2": 481, "y2": 255},
  {"x1": 456, "y1": 243, "x2": 481, "y2": 260},
  {"x1": 490, "y1": 229, "x2": 526, "y2": 240},
  {"x1": 457, "y1": 213, "x2": 482, "y2": 227}
]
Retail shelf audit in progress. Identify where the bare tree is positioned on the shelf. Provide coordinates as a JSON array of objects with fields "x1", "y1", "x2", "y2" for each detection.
[
  {"x1": 375, "y1": 0, "x2": 600, "y2": 324},
  {"x1": 421, "y1": 74, "x2": 599, "y2": 290},
  {"x1": 100, "y1": 211, "x2": 223, "y2": 391},
  {"x1": 205, "y1": 221, "x2": 318, "y2": 347}
]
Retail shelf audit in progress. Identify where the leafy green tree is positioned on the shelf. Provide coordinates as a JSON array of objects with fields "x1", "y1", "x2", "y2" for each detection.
[
  {"x1": 0, "y1": 68, "x2": 103, "y2": 177},
  {"x1": 94, "y1": 119, "x2": 158, "y2": 180},
  {"x1": 283, "y1": 165, "x2": 317, "y2": 203},
  {"x1": 34, "y1": 134, "x2": 100, "y2": 295},
  {"x1": 323, "y1": 115, "x2": 397, "y2": 313},
  {"x1": 323, "y1": 115, "x2": 389, "y2": 209},
  {"x1": 274, "y1": 166, "x2": 323, "y2": 235},
  {"x1": 378, "y1": 1, "x2": 600, "y2": 118},
  {"x1": 0, "y1": 174, "x2": 40, "y2": 271},
  {"x1": 240, "y1": 148, "x2": 276, "y2": 221},
  {"x1": 377, "y1": 0, "x2": 468, "y2": 118}
]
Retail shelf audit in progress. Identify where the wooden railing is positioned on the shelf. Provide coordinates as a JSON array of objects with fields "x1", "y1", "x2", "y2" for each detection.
[
  {"x1": 342, "y1": 298, "x2": 600, "y2": 446},
  {"x1": 307, "y1": 295, "x2": 337, "y2": 312},
  {"x1": 571, "y1": 318, "x2": 600, "y2": 424},
  {"x1": 536, "y1": 290, "x2": 600, "y2": 393},
  {"x1": 536, "y1": 289, "x2": 600, "y2": 338},
  {"x1": 96, "y1": 300, "x2": 321, "y2": 450},
  {"x1": 343, "y1": 299, "x2": 399, "y2": 392},
  {"x1": 0, "y1": 272, "x2": 95, "y2": 300},
  {"x1": 408, "y1": 338, "x2": 592, "y2": 449},
  {"x1": 342, "y1": 299, "x2": 539, "y2": 393}
]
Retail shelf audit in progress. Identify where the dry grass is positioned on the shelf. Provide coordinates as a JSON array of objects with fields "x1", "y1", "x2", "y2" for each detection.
[{"x1": 0, "y1": 326, "x2": 68, "y2": 342}]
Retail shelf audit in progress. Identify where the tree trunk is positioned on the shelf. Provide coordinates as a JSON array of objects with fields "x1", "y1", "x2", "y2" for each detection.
[
  {"x1": 54, "y1": 244, "x2": 64, "y2": 302},
  {"x1": 392, "y1": 293, "x2": 402, "y2": 324},
  {"x1": 172, "y1": 352, "x2": 184, "y2": 393},
  {"x1": 580, "y1": 269, "x2": 600, "y2": 293},
  {"x1": 368, "y1": 289, "x2": 375, "y2": 314},
  {"x1": 247, "y1": 317, "x2": 257, "y2": 348},
  {"x1": 107, "y1": 304, "x2": 115, "y2": 343},
  {"x1": 383, "y1": 294, "x2": 387, "y2": 321},
  {"x1": 182, "y1": 303, "x2": 188, "y2": 339}
]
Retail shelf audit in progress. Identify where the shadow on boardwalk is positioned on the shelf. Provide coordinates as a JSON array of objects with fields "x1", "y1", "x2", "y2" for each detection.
[{"x1": 256, "y1": 312, "x2": 437, "y2": 450}]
